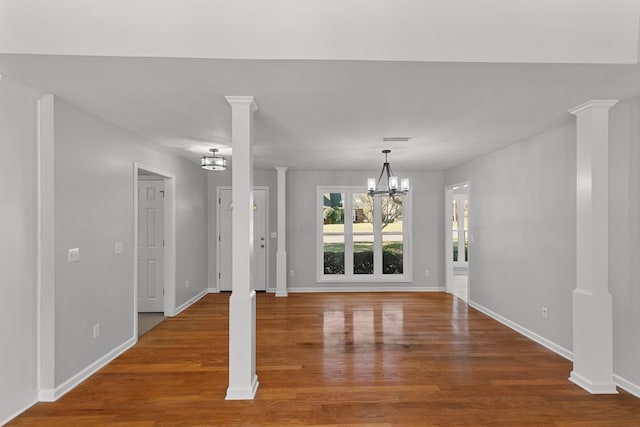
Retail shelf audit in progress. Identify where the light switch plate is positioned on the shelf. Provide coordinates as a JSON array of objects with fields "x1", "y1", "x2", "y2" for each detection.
[
  {"x1": 270, "y1": 232, "x2": 277, "y2": 239},
  {"x1": 114, "y1": 241, "x2": 123, "y2": 254},
  {"x1": 68, "y1": 248, "x2": 80, "y2": 262}
]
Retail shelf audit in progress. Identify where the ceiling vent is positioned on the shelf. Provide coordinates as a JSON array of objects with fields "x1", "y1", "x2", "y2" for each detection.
[{"x1": 382, "y1": 137, "x2": 411, "y2": 142}]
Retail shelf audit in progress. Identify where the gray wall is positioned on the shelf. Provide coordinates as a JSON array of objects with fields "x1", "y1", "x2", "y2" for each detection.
[
  {"x1": 286, "y1": 170, "x2": 444, "y2": 290},
  {"x1": 53, "y1": 97, "x2": 208, "y2": 386},
  {"x1": 445, "y1": 123, "x2": 577, "y2": 351},
  {"x1": 609, "y1": 96, "x2": 640, "y2": 388},
  {"x1": 207, "y1": 169, "x2": 278, "y2": 291},
  {"x1": 0, "y1": 78, "x2": 38, "y2": 423},
  {"x1": 445, "y1": 96, "x2": 640, "y2": 389}
]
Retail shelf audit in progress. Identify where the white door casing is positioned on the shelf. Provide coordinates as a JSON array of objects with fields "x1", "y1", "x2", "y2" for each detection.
[
  {"x1": 138, "y1": 179, "x2": 165, "y2": 311},
  {"x1": 218, "y1": 187, "x2": 268, "y2": 291}
]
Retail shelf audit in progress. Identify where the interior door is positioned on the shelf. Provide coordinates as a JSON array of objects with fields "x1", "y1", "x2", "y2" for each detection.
[
  {"x1": 218, "y1": 188, "x2": 267, "y2": 291},
  {"x1": 138, "y1": 179, "x2": 165, "y2": 312}
]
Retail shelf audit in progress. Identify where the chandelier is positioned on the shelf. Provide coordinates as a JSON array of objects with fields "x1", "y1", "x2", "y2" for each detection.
[
  {"x1": 367, "y1": 150, "x2": 409, "y2": 196},
  {"x1": 201, "y1": 148, "x2": 227, "y2": 171}
]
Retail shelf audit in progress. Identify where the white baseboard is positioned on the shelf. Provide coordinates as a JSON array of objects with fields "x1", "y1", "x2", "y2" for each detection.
[
  {"x1": 39, "y1": 336, "x2": 137, "y2": 402},
  {"x1": 289, "y1": 286, "x2": 445, "y2": 293},
  {"x1": 469, "y1": 301, "x2": 573, "y2": 361},
  {"x1": 174, "y1": 289, "x2": 208, "y2": 316},
  {"x1": 614, "y1": 374, "x2": 640, "y2": 398},
  {"x1": 207, "y1": 287, "x2": 219, "y2": 293},
  {"x1": 1, "y1": 398, "x2": 38, "y2": 426},
  {"x1": 469, "y1": 301, "x2": 640, "y2": 399}
]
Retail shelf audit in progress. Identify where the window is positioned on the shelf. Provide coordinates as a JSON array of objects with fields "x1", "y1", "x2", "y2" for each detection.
[{"x1": 318, "y1": 186, "x2": 411, "y2": 282}]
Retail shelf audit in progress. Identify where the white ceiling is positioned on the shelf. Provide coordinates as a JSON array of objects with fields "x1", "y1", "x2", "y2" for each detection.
[{"x1": 0, "y1": 1, "x2": 639, "y2": 171}]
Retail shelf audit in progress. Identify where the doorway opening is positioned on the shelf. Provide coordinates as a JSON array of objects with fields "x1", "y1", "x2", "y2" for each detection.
[
  {"x1": 445, "y1": 182, "x2": 470, "y2": 303},
  {"x1": 133, "y1": 163, "x2": 176, "y2": 338},
  {"x1": 216, "y1": 186, "x2": 269, "y2": 292}
]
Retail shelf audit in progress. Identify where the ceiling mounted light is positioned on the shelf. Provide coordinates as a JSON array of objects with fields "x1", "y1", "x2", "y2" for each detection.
[
  {"x1": 367, "y1": 149, "x2": 409, "y2": 197},
  {"x1": 201, "y1": 148, "x2": 227, "y2": 171}
]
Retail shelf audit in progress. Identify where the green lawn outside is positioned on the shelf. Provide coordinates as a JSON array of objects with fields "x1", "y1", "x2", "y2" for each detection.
[{"x1": 323, "y1": 222, "x2": 403, "y2": 233}]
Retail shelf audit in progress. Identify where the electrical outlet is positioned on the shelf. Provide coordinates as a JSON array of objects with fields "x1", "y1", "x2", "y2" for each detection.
[
  {"x1": 425, "y1": 269, "x2": 430, "y2": 277},
  {"x1": 93, "y1": 324, "x2": 100, "y2": 339},
  {"x1": 114, "y1": 241, "x2": 123, "y2": 254},
  {"x1": 541, "y1": 307, "x2": 548, "y2": 319},
  {"x1": 185, "y1": 280, "x2": 189, "y2": 288},
  {"x1": 290, "y1": 270, "x2": 294, "y2": 277},
  {"x1": 68, "y1": 248, "x2": 80, "y2": 262}
]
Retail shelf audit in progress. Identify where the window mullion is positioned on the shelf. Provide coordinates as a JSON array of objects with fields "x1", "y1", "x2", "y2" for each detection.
[
  {"x1": 344, "y1": 191, "x2": 354, "y2": 277},
  {"x1": 373, "y1": 196, "x2": 382, "y2": 276}
]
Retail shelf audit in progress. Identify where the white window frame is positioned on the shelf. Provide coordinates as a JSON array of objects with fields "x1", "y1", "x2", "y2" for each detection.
[{"x1": 317, "y1": 186, "x2": 412, "y2": 283}]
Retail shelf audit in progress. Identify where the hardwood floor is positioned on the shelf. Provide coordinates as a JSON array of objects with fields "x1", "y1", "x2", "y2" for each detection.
[{"x1": 10, "y1": 292, "x2": 640, "y2": 426}]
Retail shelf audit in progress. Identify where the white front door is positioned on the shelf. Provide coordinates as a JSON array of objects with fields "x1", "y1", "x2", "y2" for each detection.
[
  {"x1": 218, "y1": 188, "x2": 267, "y2": 291},
  {"x1": 138, "y1": 179, "x2": 165, "y2": 312}
]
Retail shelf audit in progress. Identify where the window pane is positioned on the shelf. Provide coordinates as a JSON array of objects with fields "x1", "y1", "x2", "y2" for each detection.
[
  {"x1": 323, "y1": 192, "x2": 344, "y2": 233},
  {"x1": 463, "y1": 199, "x2": 468, "y2": 230},
  {"x1": 353, "y1": 236, "x2": 374, "y2": 274},
  {"x1": 352, "y1": 193, "x2": 373, "y2": 233},
  {"x1": 324, "y1": 235, "x2": 345, "y2": 274},
  {"x1": 382, "y1": 235, "x2": 403, "y2": 274},
  {"x1": 381, "y1": 196, "x2": 403, "y2": 232},
  {"x1": 464, "y1": 230, "x2": 469, "y2": 262},
  {"x1": 453, "y1": 231, "x2": 459, "y2": 261},
  {"x1": 452, "y1": 199, "x2": 458, "y2": 229}
]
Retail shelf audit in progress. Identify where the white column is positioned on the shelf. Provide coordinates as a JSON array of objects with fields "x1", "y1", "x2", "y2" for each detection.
[
  {"x1": 569, "y1": 99, "x2": 618, "y2": 394},
  {"x1": 38, "y1": 94, "x2": 56, "y2": 400},
  {"x1": 225, "y1": 96, "x2": 259, "y2": 400},
  {"x1": 275, "y1": 167, "x2": 288, "y2": 297}
]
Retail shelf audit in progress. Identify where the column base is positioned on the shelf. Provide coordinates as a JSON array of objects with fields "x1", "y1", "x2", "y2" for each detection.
[
  {"x1": 226, "y1": 375, "x2": 259, "y2": 400},
  {"x1": 276, "y1": 251, "x2": 288, "y2": 297},
  {"x1": 569, "y1": 371, "x2": 617, "y2": 394},
  {"x1": 227, "y1": 291, "x2": 258, "y2": 400},
  {"x1": 571, "y1": 289, "x2": 617, "y2": 394}
]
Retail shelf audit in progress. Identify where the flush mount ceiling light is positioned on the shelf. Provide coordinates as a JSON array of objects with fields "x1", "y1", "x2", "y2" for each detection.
[
  {"x1": 367, "y1": 149, "x2": 409, "y2": 197},
  {"x1": 200, "y1": 148, "x2": 227, "y2": 171}
]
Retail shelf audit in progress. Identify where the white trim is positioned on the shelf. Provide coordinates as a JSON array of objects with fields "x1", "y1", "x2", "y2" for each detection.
[
  {"x1": 37, "y1": 94, "x2": 56, "y2": 394},
  {"x1": 469, "y1": 301, "x2": 573, "y2": 361},
  {"x1": 614, "y1": 374, "x2": 640, "y2": 398},
  {"x1": 1, "y1": 399, "x2": 38, "y2": 426},
  {"x1": 289, "y1": 286, "x2": 444, "y2": 293},
  {"x1": 226, "y1": 375, "x2": 259, "y2": 400},
  {"x1": 208, "y1": 287, "x2": 220, "y2": 294},
  {"x1": 133, "y1": 163, "x2": 177, "y2": 334},
  {"x1": 444, "y1": 181, "x2": 471, "y2": 297},
  {"x1": 569, "y1": 371, "x2": 618, "y2": 395},
  {"x1": 174, "y1": 288, "x2": 208, "y2": 316},
  {"x1": 317, "y1": 186, "x2": 412, "y2": 283},
  {"x1": 39, "y1": 337, "x2": 137, "y2": 402}
]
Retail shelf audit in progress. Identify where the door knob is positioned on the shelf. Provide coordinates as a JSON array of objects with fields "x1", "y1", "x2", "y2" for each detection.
[{"x1": 260, "y1": 244, "x2": 265, "y2": 248}]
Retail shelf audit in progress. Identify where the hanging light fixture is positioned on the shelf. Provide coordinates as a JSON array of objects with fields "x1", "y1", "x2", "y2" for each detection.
[
  {"x1": 367, "y1": 149, "x2": 410, "y2": 196},
  {"x1": 200, "y1": 148, "x2": 227, "y2": 171}
]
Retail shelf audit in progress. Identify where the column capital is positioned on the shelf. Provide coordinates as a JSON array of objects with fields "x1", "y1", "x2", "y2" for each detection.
[
  {"x1": 225, "y1": 96, "x2": 258, "y2": 112},
  {"x1": 569, "y1": 100, "x2": 618, "y2": 115},
  {"x1": 275, "y1": 166, "x2": 288, "y2": 173}
]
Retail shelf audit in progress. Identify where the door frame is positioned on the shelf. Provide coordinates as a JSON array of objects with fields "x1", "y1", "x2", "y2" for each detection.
[
  {"x1": 133, "y1": 162, "x2": 176, "y2": 338},
  {"x1": 444, "y1": 181, "x2": 470, "y2": 297},
  {"x1": 215, "y1": 186, "x2": 269, "y2": 293}
]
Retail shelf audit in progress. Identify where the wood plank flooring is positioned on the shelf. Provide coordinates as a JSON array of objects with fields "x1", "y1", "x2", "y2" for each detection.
[{"x1": 9, "y1": 292, "x2": 640, "y2": 426}]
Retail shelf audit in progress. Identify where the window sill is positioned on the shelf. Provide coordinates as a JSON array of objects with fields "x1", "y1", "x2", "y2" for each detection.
[{"x1": 317, "y1": 274, "x2": 412, "y2": 283}]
